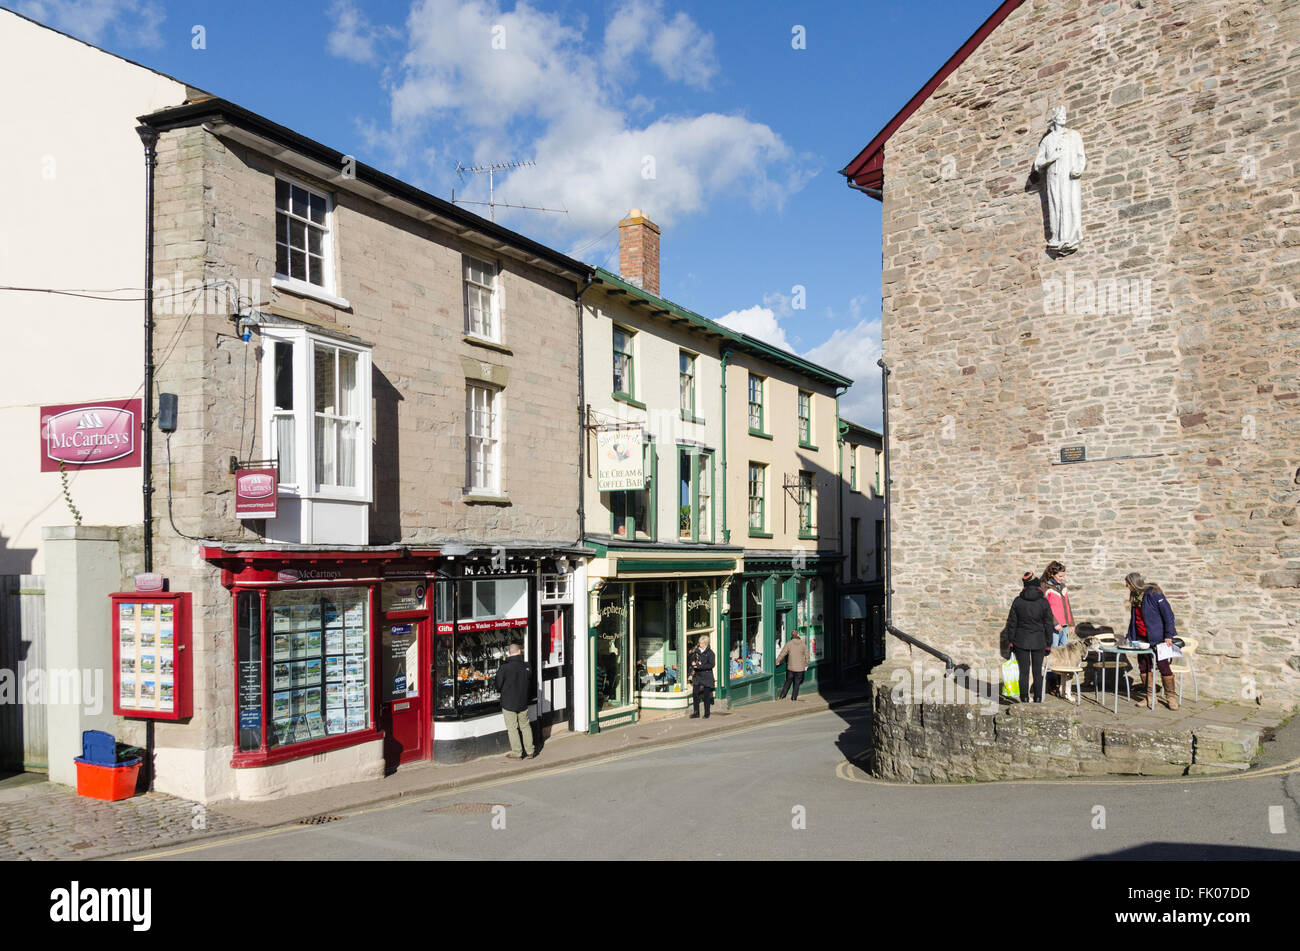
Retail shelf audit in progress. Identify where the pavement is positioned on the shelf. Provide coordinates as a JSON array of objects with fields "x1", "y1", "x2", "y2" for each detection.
[{"x1": 0, "y1": 684, "x2": 868, "y2": 860}]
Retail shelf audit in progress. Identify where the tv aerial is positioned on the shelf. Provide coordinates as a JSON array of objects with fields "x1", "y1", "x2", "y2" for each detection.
[{"x1": 451, "y1": 160, "x2": 566, "y2": 222}]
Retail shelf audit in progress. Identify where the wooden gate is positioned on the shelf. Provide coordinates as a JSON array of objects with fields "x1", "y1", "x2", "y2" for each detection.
[{"x1": 0, "y1": 575, "x2": 46, "y2": 772}]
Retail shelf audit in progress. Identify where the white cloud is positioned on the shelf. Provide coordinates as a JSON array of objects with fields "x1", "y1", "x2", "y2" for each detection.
[
  {"x1": 17, "y1": 0, "x2": 165, "y2": 48},
  {"x1": 720, "y1": 292, "x2": 884, "y2": 429},
  {"x1": 805, "y1": 318, "x2": 883, "y2": 429},
  {"x1": 336, "y1": 0, "x2": 809, "y2": 237},
  {"x1": 327, "y1": 0, "x2": 398, "y2": 65},
  {"x1": 602, "y1": 0, "x2": 718, "y2": 89},
  {"x1": 716, "y1": 305, "x2": 793, "y2": 352}
]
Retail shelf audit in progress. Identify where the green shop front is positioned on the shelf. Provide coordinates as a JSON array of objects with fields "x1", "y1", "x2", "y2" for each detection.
[
  {"x1": 586, "y1": 543, "x2": 741, "y2": 731},
  {"x1": 725, "y1": 553, "x2": 841, "y2": 705}
]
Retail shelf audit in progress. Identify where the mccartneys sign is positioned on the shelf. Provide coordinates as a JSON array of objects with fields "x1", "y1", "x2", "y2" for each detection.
[{"x1": 40, "y1": 399, "x2": 143, "y2": 471}]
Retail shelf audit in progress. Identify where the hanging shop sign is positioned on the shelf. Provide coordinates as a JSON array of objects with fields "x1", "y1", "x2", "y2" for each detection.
[
  {"x1": 235, "y1": 467, "x2": 279, "y2": 519},
  {"x1": 40, "y1": 398, "x2": 142, "y2": 471},
  {"x1": 111, "y1": 591, "x2": 193, "y2": 720},
  {"x1": 596, "y1": 426, "x2": 644, "y2": 491}
]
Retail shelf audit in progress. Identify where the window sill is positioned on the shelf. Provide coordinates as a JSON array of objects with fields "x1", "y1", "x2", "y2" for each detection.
[
  {"x1": 680, "y1": 412, "x2": 705, "y2": 425},
  {"x1": 747, "y1": 530, "x2": 774, "y2": 539},
  {"x1": 798, "y1": 532, "x2": 819, "y2": 541},
  {"x1": 463, "y1": 334, "x2": 512, "y2": 355},
  {"x1": 463, "y1": 493, "x2": 512, "y2": 506},
  {"x1": 748, "y1": 429, "x2": 773, "y2": 440},
  {"x1": 799, "y1": 441, "x2": 820, "y2": 452},
  {"x1": 273, "y1": 275, "x2": 351, "y2": 311},
  {"x1": 231, "y1": 728, "x2": 381, "y2": 768},
  {"x1": 612, "y1": 392, "x2": 647, "y2": 410}
]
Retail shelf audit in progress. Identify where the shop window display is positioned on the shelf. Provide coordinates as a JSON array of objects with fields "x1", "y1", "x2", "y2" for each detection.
[
  {"x1": 267, "y1": 586, "x2": 370, "y2": 747},
  {"x1": 634, "y1": 583, "x2": 681, "y2": 694},
  {"x1": 595, "y1": 585, "x2": 629, "y2": 709},
  {"x1": 433, "y1": 577, "x2": 530, "y2": 720},
  {"x1": 728, "y1": 580, "x2": 764, "y2": 681},
  {"x1": 798, "y1": 579, "x2": 825, "y2": 661}
]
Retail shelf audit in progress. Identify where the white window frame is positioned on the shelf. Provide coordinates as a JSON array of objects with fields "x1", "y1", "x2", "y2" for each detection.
[
  {"x1": 273, "y1": 174, "x2": 342, "y2": 304},
  {"x1": 463, "y1": 254, "x2": 500, "y2": 342},
  {"x1": 260, "y1": 327, "x2": 372, "y2": 504},
  {"x1": 466, "y1": 383, "x2": 503, "y2": 496}
]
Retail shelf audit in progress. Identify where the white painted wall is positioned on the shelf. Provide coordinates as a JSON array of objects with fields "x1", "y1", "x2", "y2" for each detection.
[{"x1": 0, "y1": 11, "x2": 189, "y2": 573}]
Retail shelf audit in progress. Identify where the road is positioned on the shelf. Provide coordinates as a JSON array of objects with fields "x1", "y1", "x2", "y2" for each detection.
[{"x1": 123, "y1": 703, "x2": 1300, "y2": 861}]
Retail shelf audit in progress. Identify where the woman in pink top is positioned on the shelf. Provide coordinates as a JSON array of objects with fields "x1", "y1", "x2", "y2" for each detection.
[{"x1": 1041, "y1": 560, "x2": 1072, "y2": 648}]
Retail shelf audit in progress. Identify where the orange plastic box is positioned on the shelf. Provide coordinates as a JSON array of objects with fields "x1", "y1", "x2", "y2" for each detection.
[{"x1": 74, "y1": 758, "x2": 142, "y2": 801}]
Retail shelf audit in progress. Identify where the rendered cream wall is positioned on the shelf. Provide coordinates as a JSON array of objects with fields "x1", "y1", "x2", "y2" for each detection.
[{"x1": 0, "y1": 10, "x2": 188, "y2": 573}]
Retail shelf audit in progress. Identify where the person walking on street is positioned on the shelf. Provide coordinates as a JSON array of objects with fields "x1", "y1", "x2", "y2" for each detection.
[
  {"x1": 1006, "y1": 571, "x2": 1056, "y2": 703},
  {"x1": 688, "y1": 635, "x2": 716, "y2": 719},
  {"x1": 1125, "y1": 572, "x2": 1179, "y2": 710},
  {"x1": 776, "y1": 630, "x2": 809, "y2": 701},
  {"x1": 494, "y1": 641, "x2": 535, "y2": 758}
]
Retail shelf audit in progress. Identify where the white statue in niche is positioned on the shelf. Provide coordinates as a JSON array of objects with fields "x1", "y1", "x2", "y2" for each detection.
[{"x1": 1032, "y1": 106, "x2": 1086, "y2": 255}]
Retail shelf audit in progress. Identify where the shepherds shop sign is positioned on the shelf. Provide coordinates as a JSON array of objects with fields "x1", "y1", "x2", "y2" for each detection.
[
  {"x1": 596, "y1": 426, "x2": 644, "y2": 492},
  {"x1": 40, "y1": 399, "x2": 142, "y2": 471}
]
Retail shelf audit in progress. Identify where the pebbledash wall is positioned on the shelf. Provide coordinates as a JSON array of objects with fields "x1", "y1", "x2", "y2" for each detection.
[
  {"x1": 123, "y1": 117, "x2": 583, "y2": 803},
  {"x1": 873, "y1": 1, "x2": 1299, "y2": 704}
]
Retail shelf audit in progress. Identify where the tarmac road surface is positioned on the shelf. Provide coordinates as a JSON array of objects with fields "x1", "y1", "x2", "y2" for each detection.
[{"x1": 122, "y1": 703, "x2": 1300, "y2": 862}]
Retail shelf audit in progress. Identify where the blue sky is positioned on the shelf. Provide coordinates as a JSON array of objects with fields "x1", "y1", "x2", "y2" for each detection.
[{"x1": 13, "y1": 0, "x2": 1004, "y2": 427}]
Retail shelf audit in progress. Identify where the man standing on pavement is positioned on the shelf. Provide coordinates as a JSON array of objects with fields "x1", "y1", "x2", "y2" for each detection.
[
  {"x1": 776, "y1": 630, "x2": 809, "y2": 701},
  {"x1": 494, "y1": 641, "x2": 535, "y2": 759}
]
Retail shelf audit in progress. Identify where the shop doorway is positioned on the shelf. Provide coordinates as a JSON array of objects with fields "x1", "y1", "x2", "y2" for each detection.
[
  {"x1": 380, "y1": 618, "x2": 428, "y2": 768},
  {"x1": 539, "y1": 608, "x2": 573, "y2": 730}
]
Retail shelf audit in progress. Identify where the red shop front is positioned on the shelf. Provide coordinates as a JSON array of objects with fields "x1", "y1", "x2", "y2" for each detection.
[{"x1": 203, "y1": 546, "x2": 443, "y2": 775}]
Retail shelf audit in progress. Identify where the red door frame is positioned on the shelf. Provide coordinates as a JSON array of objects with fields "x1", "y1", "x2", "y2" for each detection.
[{"x1": 382, "y1": 607, "x2": 433, "y2": 765}]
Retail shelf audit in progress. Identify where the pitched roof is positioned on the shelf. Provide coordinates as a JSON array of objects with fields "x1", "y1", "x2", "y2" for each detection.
[
  {"x1": 591, "y1": 267, "x2": 853, "y2": 389},
  {"x1": 839, "y1": 0, "x2": 1026, "y2": 197}
]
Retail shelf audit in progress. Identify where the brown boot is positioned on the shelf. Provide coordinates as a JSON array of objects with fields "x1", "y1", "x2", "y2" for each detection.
[
  {"x1": 1135, "y1": 672, "x2": 1153, "y2": 708},
  {"x1": 1162, "y1": 675, "x2": 1179, "y2": 711}
]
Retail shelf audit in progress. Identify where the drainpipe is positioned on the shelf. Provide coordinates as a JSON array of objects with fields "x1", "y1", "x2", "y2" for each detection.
[
  {"x1": 876, "y1": 357, "x2": 954, "y2": 673},
  {"x1": 720, "y1": 347, "x2": 730, "y2": 544},
  {"x1": 135, "y1": 123, "x2": 159, "y2": 793},
  {"x1": 136, "y1": 125, "x2": 159, "y2": 575},
  {"x1": 575, "y1": 272, "x2": 594, "y2": 545}
]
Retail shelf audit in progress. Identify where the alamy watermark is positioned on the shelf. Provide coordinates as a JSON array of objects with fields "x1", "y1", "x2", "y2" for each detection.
[
  {"x1": 1041, "y1": 270, "x2": 1152, "y2": 323},
  {"x1": 889, "y1": 661, "x2": 1001, "y2": 716},
  {"x1": 1, "y1": 667, "x2": 104, "y2": 715}
]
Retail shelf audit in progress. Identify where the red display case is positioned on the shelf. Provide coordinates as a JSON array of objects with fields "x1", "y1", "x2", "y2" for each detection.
[{"x1": 111, "y1": 592, "x2": 193, "y2": 720}]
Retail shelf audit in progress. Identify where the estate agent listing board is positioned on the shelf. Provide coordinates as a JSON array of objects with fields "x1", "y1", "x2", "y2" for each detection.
[{"x1": 112, "y1": 592, "x2": 193, "y2": 720}]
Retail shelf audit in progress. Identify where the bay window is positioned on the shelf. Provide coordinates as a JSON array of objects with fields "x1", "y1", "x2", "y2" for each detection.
[{"x1": 262, "y1": 327, "x2": 371, "y2": 502}]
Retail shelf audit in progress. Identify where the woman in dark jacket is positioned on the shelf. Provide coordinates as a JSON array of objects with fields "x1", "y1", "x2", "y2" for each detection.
[
  {"x1": 1006, "y1": 571, "x2": 1056, "y2": 702},
  {"x1": 1125, "y1": 572, "x2": 1179, "y2": 710},
  {"x1": 688, "y1": 635, "x2": 716, "y2": 719}
]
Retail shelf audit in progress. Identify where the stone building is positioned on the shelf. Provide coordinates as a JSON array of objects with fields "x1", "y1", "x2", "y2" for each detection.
[
  {"x1": 841, "y1": 0, "x2": 1299, "y2": 705},
  {"x1": 139, "y1": 97, "x2": 590, "y2": 790}
]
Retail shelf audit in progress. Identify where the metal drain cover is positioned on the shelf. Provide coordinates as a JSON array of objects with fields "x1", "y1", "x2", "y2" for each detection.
[
  {"x1": 432, "y1": 802, "x2": 508, "y2": 815},
  {"x1": 299, "y1": 814, "x2": 344, "y2": 825}
]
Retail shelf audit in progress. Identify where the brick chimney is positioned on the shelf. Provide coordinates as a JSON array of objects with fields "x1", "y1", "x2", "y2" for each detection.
[{"x1": 618, "y1": 209, "x2": 660, "y2": 296}]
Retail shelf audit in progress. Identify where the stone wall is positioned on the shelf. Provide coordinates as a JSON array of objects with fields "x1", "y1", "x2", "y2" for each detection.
[
  {"x1": 869, "y1": 658, "x2": 1267, "y2": 782},
  {"x1": 878, "y1": 0, "x2": 1300, "y2": 706}
]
